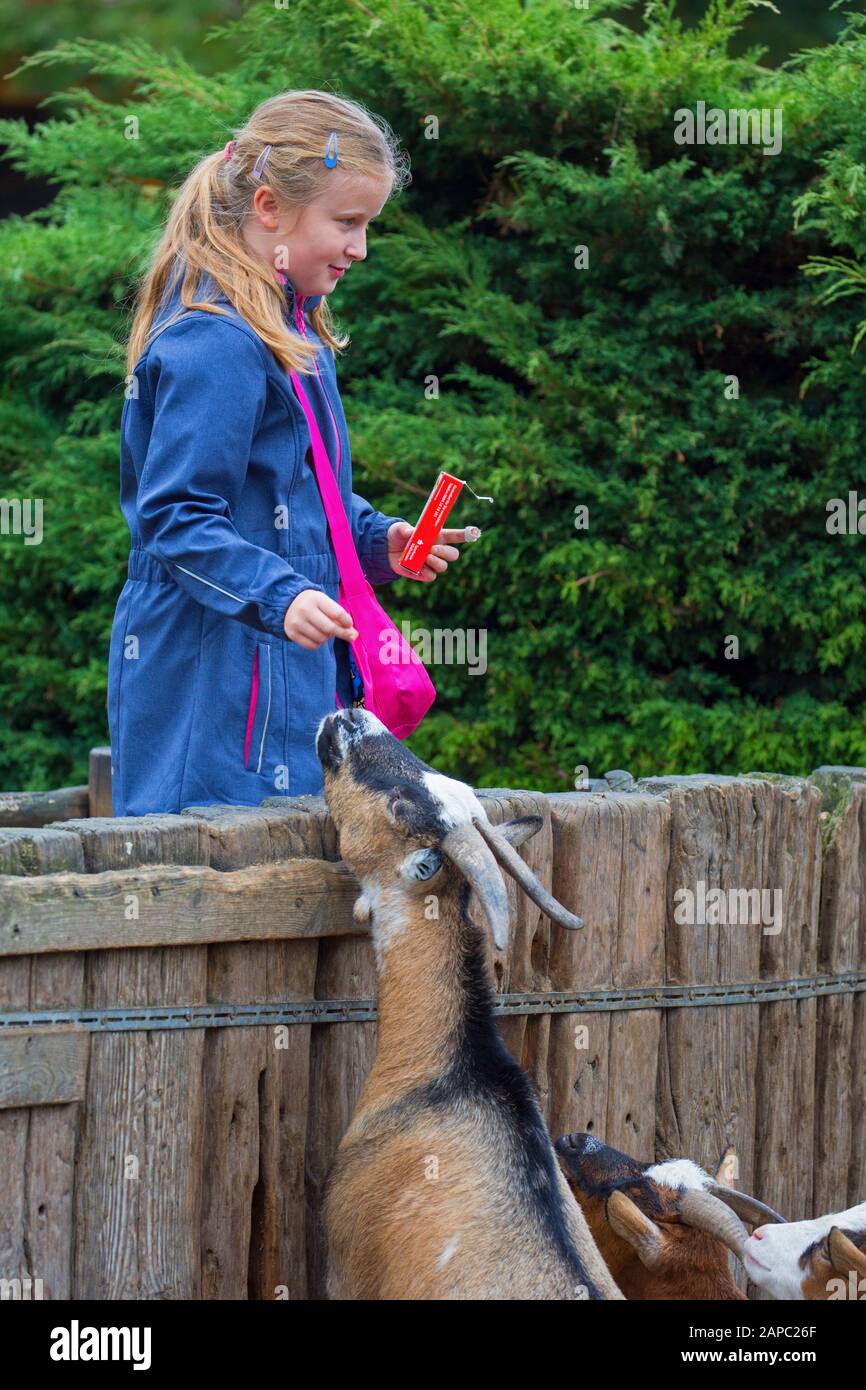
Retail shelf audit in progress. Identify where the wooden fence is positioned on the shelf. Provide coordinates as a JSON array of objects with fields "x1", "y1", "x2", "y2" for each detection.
[
  {"x1": 0, "y1": 747, "x2": 113, "y2": 828},
  {"x1": 0, "y1": 766, "x2": 864, "y2": 1299}
]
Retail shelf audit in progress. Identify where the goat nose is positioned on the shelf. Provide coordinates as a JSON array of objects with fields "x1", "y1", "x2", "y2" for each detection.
[
  {"x1": 316, "y1": 714, "x2": 345, "y2": 772},
  {"x1": 752, "y1": 1227, "x2": 766, "y2": 1239}
]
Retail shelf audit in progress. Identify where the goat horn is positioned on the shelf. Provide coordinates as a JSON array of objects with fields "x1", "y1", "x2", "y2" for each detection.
[
  {"x1": 678, "y1": 1189, "x2": 751, "y2": 1259},
  {"x1": 706, "y1": 1183, "x2": 787, "y2": 1227},
  {"x1": 439, "y1": 821, "x2": 511, "y2": 951},
  {"x1": 471, "y1": 815, "x2": 585, "y2": 930}
]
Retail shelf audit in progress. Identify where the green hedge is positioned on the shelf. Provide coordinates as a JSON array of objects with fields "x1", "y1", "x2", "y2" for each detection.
[{"x1": 1, "y1": 0, "x2": 866, "y2": 793}]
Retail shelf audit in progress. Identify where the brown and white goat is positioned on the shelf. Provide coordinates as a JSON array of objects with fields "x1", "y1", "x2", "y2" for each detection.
[
  {"x1": 742, "y1": 1201, "x2": 866, "y2": 1299},
  {"x1": 316, "y1": 706, "x2": 623, "y2": 1300},
  {"x1": 555, "y1": 1132, "x2": 786, "y2": 1300}
]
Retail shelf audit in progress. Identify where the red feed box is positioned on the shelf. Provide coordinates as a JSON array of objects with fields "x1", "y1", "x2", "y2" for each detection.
[{"x1": 399, "y1": 472, "x2": 465, "y2": 574}]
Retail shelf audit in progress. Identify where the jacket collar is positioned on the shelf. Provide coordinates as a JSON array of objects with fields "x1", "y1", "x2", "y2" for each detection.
[
  {"x1": 153, "y1": 265, "x2": 321, "y2": 333},
  {"x1": 275, "y1": 270, "x2": 322, "y2": 316}
]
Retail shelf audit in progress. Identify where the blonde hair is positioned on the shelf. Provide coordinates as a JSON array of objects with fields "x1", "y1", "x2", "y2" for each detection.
[{"x1": 124, "y1": 89, "x2": 410, "y2": 377}]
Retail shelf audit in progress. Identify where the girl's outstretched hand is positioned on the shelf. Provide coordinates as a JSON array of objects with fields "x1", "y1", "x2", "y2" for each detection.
[
  {"x1": 284, "y1": 590, "x2": 358, "y2": 649},
  {"x1": 386, "y1": 520, "x2": 468, "y2": 581}
]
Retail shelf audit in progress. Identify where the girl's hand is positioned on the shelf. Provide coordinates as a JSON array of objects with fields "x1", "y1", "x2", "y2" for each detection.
[
  {"x1": 386, "y1": 520, "x2": 469, "y2": 581},
  {"x1": 284, "y1": 590, "x2": 358, "y2": 649}
]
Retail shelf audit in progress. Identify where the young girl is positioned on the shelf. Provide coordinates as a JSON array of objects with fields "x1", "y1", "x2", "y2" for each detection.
[{"x1": 108, "y1": 90, "x2": 467, "y2": 815}]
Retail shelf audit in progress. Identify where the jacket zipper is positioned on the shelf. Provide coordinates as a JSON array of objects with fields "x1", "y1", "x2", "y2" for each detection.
[
  {"x1": 244, "y1": 646, "x2": 259, "y2": 769},
  {"x1": 244, "y1": 643, "x2": 272, "y2": 774}
]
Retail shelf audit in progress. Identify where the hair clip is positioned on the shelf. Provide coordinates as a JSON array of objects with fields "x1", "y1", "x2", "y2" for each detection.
[
  {"x1": 223, "y1": 139, "x2": 235, "y2": 161},
  {"x1": 251, "y1": 144, "x2": 273, "y2": 181},
  {"x1": 324, "y1": 131, "x2": 339, "y2": 168}
]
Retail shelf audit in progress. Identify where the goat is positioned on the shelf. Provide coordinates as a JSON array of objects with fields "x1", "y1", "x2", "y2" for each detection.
[
  {"x1": 742, "y1": 1202, "x2": 866, "y2": 1299},
  {"x1": 316, "y1": 706, "x2": 624, "y2": 1300},
  {"x1": 555, "y1": 1132, "x2": 786, "y2": 1300}
]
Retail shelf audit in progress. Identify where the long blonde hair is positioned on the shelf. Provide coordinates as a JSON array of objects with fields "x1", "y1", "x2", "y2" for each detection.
[{"x1": 124, "y1": 89, "x2": 410, "y2": 377}]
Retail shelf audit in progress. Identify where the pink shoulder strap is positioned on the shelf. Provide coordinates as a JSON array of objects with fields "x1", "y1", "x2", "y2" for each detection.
[{"x1": 290, "y1": 369, "x2": 372, "y2": 601}]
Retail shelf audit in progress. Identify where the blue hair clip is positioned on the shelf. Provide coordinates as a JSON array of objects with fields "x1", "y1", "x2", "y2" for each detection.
[{"x1": 324, "y1": 131, "x2": 338, "y2": 168}]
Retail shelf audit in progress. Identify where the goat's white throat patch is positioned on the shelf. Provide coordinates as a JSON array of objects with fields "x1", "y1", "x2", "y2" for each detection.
[{"x1": 355, "y1": 877, "x2": 411, "y2": 973}]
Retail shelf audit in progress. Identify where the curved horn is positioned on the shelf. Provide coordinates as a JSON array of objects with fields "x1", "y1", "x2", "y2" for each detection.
[
  {"x1": 439, "y1": 821, "x2": 511, "y2": 951},
  {"x1": 707, "y1": 1182, "x2": 787, "y2": 1227},
  {"x1": 678, "y1": 1189, "x2": 751, "y2": 1259},
  {"x1": 471, "y1": 815, "x2": 585, "y2": 930}
]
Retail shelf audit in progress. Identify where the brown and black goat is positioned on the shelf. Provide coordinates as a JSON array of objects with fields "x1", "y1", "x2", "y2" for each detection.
[
  {"x1": 316, "y1": 706, "x2": 623, "y2": 1301},
  {"x1": 556, "y1": 1131, "x2": 786, "y2": 1299}
]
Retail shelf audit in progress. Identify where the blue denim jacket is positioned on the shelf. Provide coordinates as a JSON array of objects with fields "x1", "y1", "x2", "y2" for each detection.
[{"x1": 107, "y1": 269, "x2": 406, "y2": 813}]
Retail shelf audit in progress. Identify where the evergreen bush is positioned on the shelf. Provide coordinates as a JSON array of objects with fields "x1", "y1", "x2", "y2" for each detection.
[{"x1": 1, "y1": 0, "x2": 865, "y2": 792}]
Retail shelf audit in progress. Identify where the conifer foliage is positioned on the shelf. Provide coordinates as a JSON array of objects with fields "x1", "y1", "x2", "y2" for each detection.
[{"x1": 1, "y1": 0, "x2": 865, "y2": 792}]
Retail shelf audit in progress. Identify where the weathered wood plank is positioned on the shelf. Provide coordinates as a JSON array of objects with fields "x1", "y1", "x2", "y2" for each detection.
[
  {"x1": 0, "y1": 828, "x2": 86, "y2": 876},
  {"x1": 0, "y1": 787, "x2": 89, "y2": 828},
  {"x1": 0, "y1": 860, "x2": 362, "y2": 955},
  {"x1": 303, "y1": 797, "x2": 375, "y2": 1302},
  {"x1": 88, "y1": 747, "x2": 113, "y2": 819},
  {"x1": 190, "y1": 810, "x2": 274, "y2": 872},
  {"x1": 42, "y1": 814, "x2": 211, "y2": 872},
  {"x1": 0, "y1": 1026, "x2": 89, "y2": 1109},
  {"x1": 648, "y1": 778, "x2": 765, "y2": 1261},
  {"x1": 749, "y1": 776, "x2": 821, "y2": 1236},
  {"x1": 546, "y1": 793, "x2": 668, "y2": 1163},
  {"x1": 809, "y1": 772, "x2": 866, "y2": 1216},
  {"x1": 854, "y1": 834, "x2": 866, "y2": 1210},
  {"x1": 67, "y1": 815, "x2": 208, "y2": 1300},
  {"x1": 547, "y1": 795, "x2": 616, "y2": 1145},
  {"x1": 234, "y1": 811, "x2": 326, "y2": 1301},
  {"x1": 200, "y1": 942, "x2": 268, "y2": 1300},
  {"x1": 604, "y1": 794, "x2": 668, "y2": 1161},
  {"x1": 72, "y1": 945, "x2": 207, "y2": 1299},
  {"x1": 0, "y1": 949, "x2": 86, "y2": 1300},
  {"x1": 851, "y1": 989, "x2": 866, "y2": 1209}
]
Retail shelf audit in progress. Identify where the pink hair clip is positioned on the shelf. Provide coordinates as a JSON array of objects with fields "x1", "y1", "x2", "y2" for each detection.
[{"x1": 223, "y1": 139, "x2": 235, "y2": 161}]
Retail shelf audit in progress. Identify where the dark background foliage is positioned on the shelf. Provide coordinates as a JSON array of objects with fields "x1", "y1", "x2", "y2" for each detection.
[{"x1": 1, "y1": 0, "x2": 865, "y2": 793}]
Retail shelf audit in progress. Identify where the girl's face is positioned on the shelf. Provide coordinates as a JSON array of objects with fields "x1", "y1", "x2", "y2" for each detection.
[{"x1": 244, "y1": 170, "x2": 391, "y2": 298}]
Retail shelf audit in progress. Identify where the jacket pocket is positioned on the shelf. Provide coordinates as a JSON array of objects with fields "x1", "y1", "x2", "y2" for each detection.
[{"x1": 244, "y1": 641, "x2": 273, "y2": 774}]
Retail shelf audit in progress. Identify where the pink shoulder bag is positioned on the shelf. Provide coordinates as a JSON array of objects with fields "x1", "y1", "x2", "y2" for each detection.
[{"x1": 290, "y1": 369, "x2": 436, "y2": 739}]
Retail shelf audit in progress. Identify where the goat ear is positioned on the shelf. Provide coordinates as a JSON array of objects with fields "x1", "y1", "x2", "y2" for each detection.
[
  {"x1": 607, "y1": 1189, "x2": 667, "y2": 1269},
  {"x1": 829, "y1": 1226, "x2": 866, "y2": 1278},
  {"x1": 496, "y1": 815, "x2": 544, "y2": 849},
  {"x1": 714, "y1": 1144, "x2": 738, "y2": 1188},
  {"x1": 385, "y1": 787, "x2": 424, "y2": 832}
]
